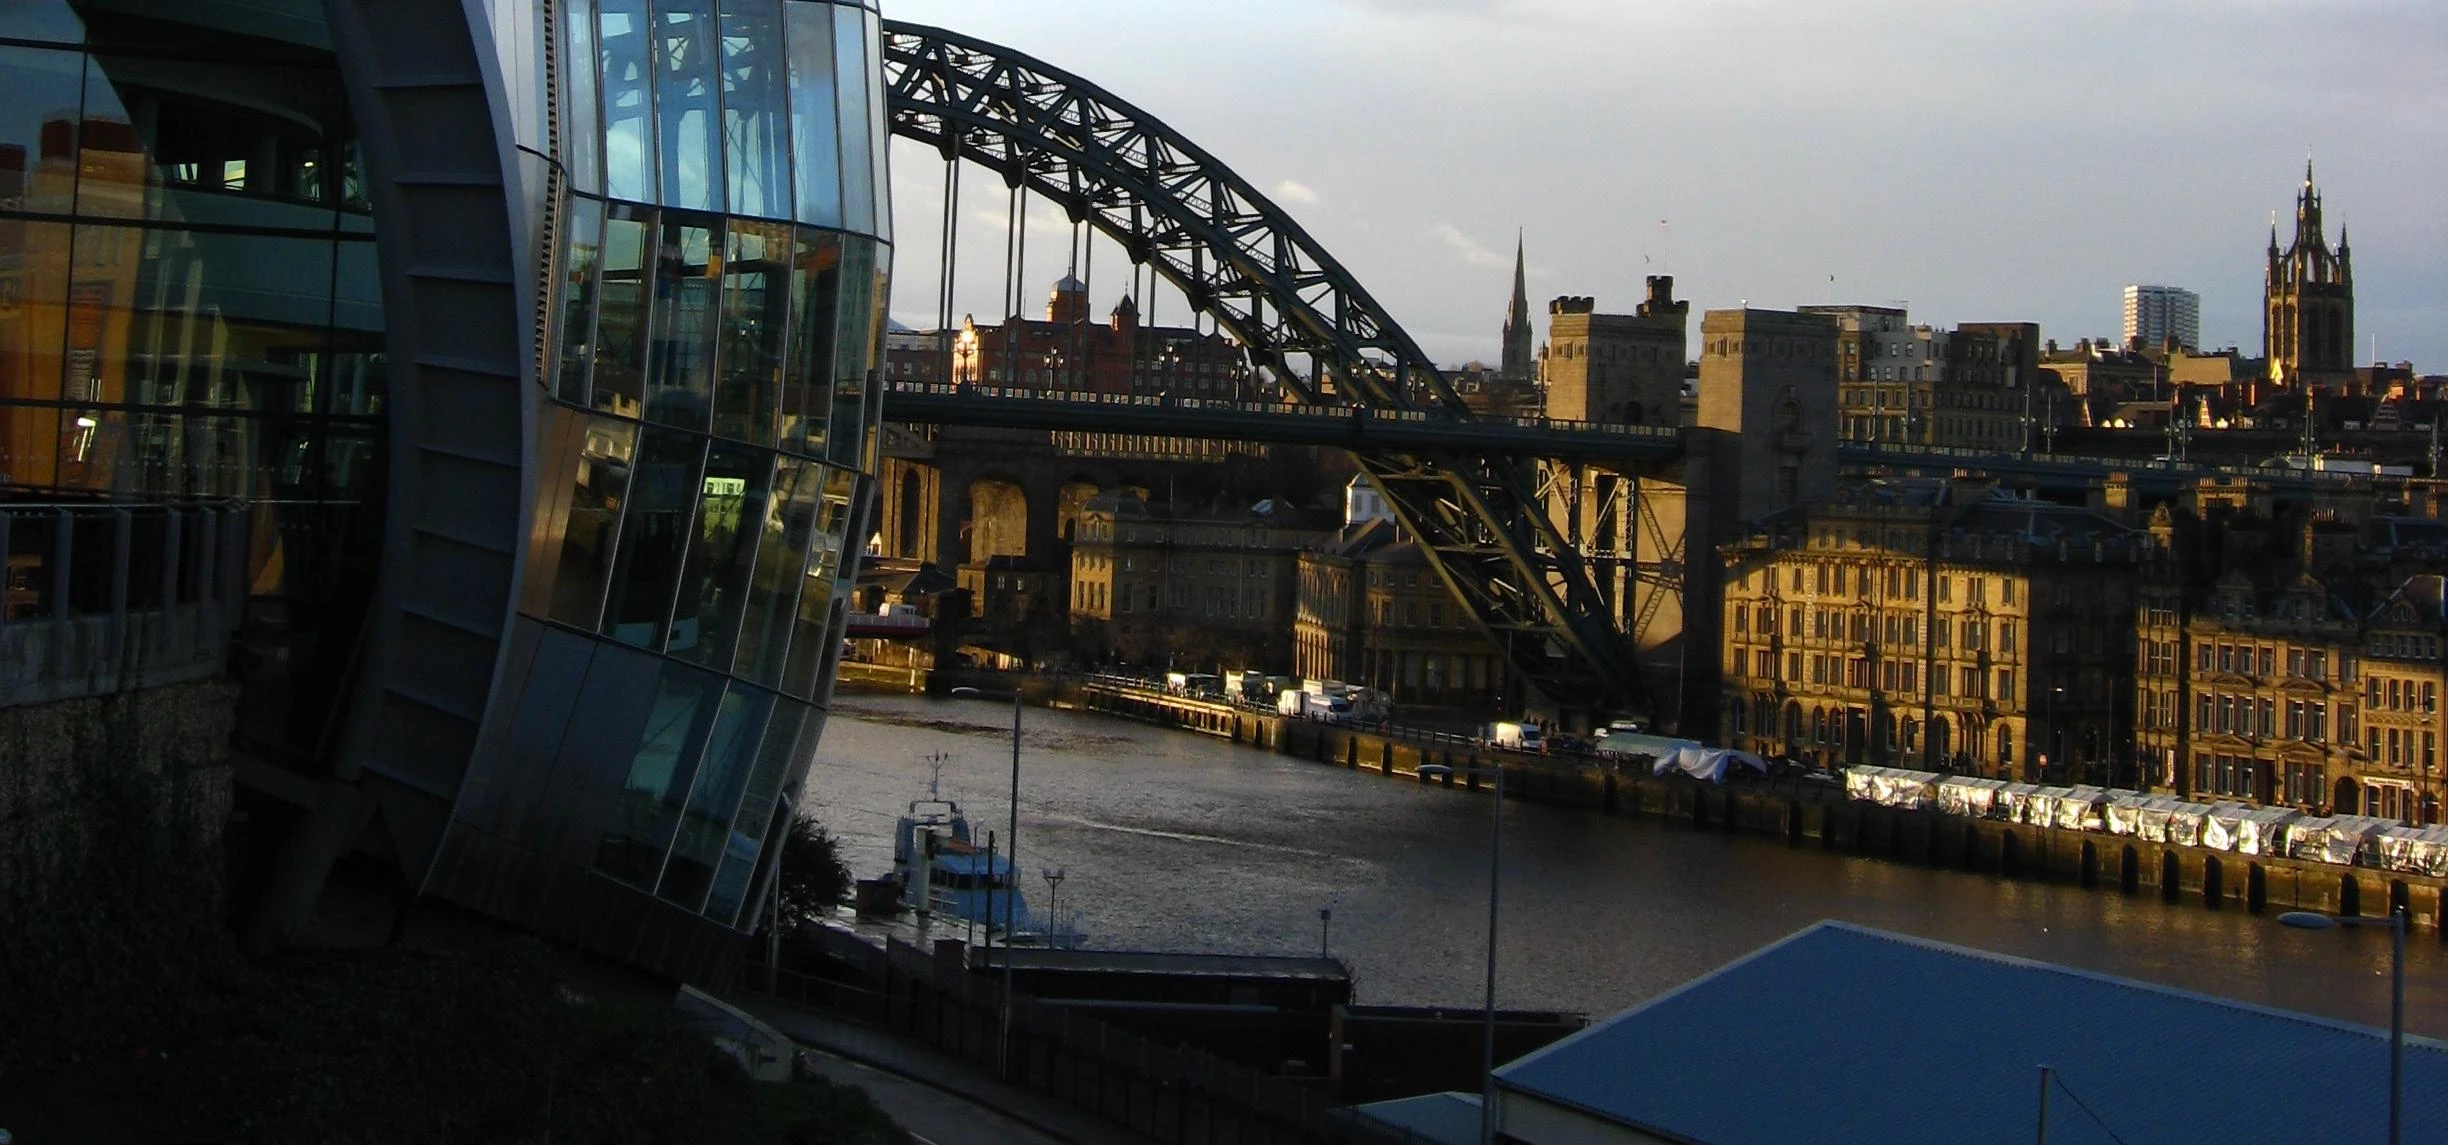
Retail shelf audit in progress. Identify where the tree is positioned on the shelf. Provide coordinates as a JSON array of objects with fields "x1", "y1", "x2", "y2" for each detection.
[{"x1": 773, "y1": 813, "x2": 853, "y2": 931}]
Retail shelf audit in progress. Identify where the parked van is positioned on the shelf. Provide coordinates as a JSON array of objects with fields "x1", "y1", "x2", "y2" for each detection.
[
  {"x1": 1485, "y1": 721, "x2": 1545, "y2": 753},
  {"x1": 1279, "y1": 691, "x2": 1352, "y2": 723}
]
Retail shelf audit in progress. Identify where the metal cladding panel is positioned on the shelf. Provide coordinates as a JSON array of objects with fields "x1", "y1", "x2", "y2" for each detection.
[
  {"x1": 405, "y1": 533, "x2": 521, "y2": 637},
  {"x1": 539, "y1": 639, "x2": 663, "y2": 868},
  {"x1": 1494, "y1": 921, "x2": 2448, "y2": 1145},
  {"x1": 418, "y1": 364, "x2": 532, "y2": 470},
  {"x1": 406, "y1": 276, "x2": 524, "y2": 372},
  {"x1": 411, "y1": 451, "x2": 523, "y2": 555},
  {"x1": 454, "y1": 617, "x2": 551, "y2": 839},
  {"x1": 427, "y1": 814, "x2": 742, "y2": 984}
]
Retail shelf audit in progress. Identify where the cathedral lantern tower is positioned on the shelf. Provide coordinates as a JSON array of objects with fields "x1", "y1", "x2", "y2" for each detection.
[{"x1": 2265, "y1": 158, "x2": 2354, "y2": 389}]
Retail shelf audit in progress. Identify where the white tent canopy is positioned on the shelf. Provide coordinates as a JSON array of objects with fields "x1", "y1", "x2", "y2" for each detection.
[
  {"x1": 1651, "y1": 745, "x2": 1773, "y2": 785},
  {"x1": 1843, "y1": 766, "x2": 1943, "y2": 809}
]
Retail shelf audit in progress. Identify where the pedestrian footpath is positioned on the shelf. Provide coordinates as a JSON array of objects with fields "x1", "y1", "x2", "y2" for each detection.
[{"x1": 736, "y1": 996, "x2": 1156, "y2": 1145}]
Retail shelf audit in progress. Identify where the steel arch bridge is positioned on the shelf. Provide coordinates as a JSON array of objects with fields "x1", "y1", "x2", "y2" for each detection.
[{"x1": 880, "y1": 20, "x2": 1645, "y2": 717}]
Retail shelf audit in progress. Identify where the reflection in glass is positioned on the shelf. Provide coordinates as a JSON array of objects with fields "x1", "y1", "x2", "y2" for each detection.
[
  {"x1": 785, "y1": 229, "x2": 841, "y2": 456},
  {"x1": 672, "y1": 441, "x2": 769, "y2": 672},
  {"x1": 0, "y1": 46, "x2": 87, "y2": 215},
  {"x1": 0, "y1": 1, "x2": 85, "y2": 43},
  {"x1": 563, "y1": 0, "x2": 603, "y2": 193},
  {"x1": 780, "y1": 466, "x2": 860, "y2": 698},
  {"x1": 825, "y1": 237, "x2": 877, "y2": 469},
  {"x1": 831, "y1": 3, "x2": 875, "y2": 235},
  {"x1": 861, "y1": 8, "x2": 891, "y2": 243},
  {"x1": 599, "y1": 660, "x2": 723, "y2": 888},
  {"x1": 546, "y1": 416, "x2": 637, "y2": 630},
  {"x1": 593, "y1": 202, "x2": 652, "y2": 417},
  {"x1": 713, "y1": 218, "x2": 789, "y2": 444},
  {"x1": 783, "y1": 2, "x2": 841, "y2": 228},
  {"x1": 0, "y1": 220, "x2": 73, "y2": 427},
  {"x1": 658, "y1": 684, "x2": 774, "y2": 909},
  {"x1": 602, "y1": 426, "x2": 703, "y2": 650},
  {"x1": 707, "y1": 700, "x2": 807, "y2": 925},
  {"x1": 653, "y1": 0, "x2": 719, "y2": 213},
  {"x1": 646, "y1": 215, "x2": 719, "y2": 430},
  {"x1": 719, "y1": 0, "x2": 790, "y2": 220},
  {"x1": 598, "y1": 0, "x2": 656, "y2": 204},
  {"x1": 730, "y1": 456, "x2": 816, "y2": 687},
  {"x1": 557, "y1": 195, "x2": 605, "y2": 405}
]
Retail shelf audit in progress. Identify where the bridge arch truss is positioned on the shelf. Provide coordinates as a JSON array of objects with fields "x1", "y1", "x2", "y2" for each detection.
[{"x1": 880, "y1": 20, "x2": 1645, "y2": 717}]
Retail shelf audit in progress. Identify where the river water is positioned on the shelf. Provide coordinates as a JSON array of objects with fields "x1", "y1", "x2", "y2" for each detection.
[{"x1": 803, "y1": 693, "x2": 2446, "y2": 1037}]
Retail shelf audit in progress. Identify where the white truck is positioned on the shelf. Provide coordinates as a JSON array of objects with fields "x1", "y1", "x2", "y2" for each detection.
[
  {"x1": 1484, "y1": 721, "x2": 1545, "y2": 753},
  {"x1": 1278, "y1": 690, "x2": 1352, "y2": 723}
]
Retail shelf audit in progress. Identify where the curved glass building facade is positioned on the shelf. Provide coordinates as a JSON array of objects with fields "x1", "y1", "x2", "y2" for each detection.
[{"x1": 1, "y1": 0, "x2": 888, "y2": 979}]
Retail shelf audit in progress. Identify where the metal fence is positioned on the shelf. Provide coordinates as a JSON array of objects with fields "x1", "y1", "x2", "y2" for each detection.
[{"x1": 0, "y1": 500, "x2": 248, "y2": 707}]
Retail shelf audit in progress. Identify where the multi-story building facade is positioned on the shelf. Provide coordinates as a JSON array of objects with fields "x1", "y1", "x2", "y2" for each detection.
[
  {"x1": 2123, "y1": 285, "x2": 2201, "y2": 352},
  {"x1": 2134, "y1": 486, "x2": 2446, "y2": 823},
  {"x1": 1812, "y1": 308, "x2": 2037, "y2": 450},
  {"x1": 1719, "y1": 479, "x2": 2144, "y2": 782},
  {"x1": 0, "y1": 0, "x2": 894, "y2": 980},
  {"x1": 947, "y1": 277, "x2": 1254, "y2": 400},
  {"x1": 1069, "y1": 490, "x2": 1327, "y2": 668}
]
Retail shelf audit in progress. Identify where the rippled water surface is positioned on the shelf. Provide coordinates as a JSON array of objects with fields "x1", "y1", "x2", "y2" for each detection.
[{"x1": 805, "y1": 694, "x2": 2447, "y2": 1035}]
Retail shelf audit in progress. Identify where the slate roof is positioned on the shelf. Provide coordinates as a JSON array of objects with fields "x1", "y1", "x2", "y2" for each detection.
[{"x1": 1496, "y1": 921, "x2": 2448, "y2": 1145}]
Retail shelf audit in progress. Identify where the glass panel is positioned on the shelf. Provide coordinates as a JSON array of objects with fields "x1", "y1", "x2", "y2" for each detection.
[
  {"x1": 831, "y1": 3, "x2": 874, "y2": 234},
  {"x1": 88, "y1": 51, "x2": 354, "y2": 225},
  {"x1": 101, "y1": 224, "x2": 337, "y2": 416},
  {"x1": 0, "y1": 1, "x2": 85, "y2": 43},
  {"x1": 0, "y1": 221, "x2": 73, "y2": 443},
  {"x1": 563, "y1": 0, "x2": 603, "y2": 194},
  {"x1": 0, "y1": 47, "x2": 84, "y2": 176},
  {"x1": 708, "y1": 699, "x2": 806, "y2": 926},
  {"x1": 783, "y1": 228, "x2": 841, "y2": 456},
  {"x1": 598, "y1": 0, "x2": 656, "y2": 203},
  {"x1": 780, "y1": 465, "x2": 858, "y2": 697},
  {"x1": 653, "y1": 0, "x2": 720, "y2": 213},
  {"x1": 546, "y1": 415, "x2": 637, "y2": 630},
  {"x1": 602, "y1": 425, "x2": 704, "y2": 649},
  {"x1": 730, "y1": 455, "x2": 816, "y2": 686},
  {"x1": 592, "y1": 202, "x2": 652, "y2": 417},
  {"x1": 658, "y1": 684, "x2": 774, "y2": 911},
  {"x1": 862, "y1": 7, "x2": 890, "y2": 243},
  {"x1": 783, "y1": 1, "x2": 841, "y2": 228},
  {"x1": 597, "y1": 660, "x2": 724, "y2": 889},
  {"x1": 671, "y1": 441, "x2": 768, "y2": 670},
  {"x1": 713, "y1": 218, "x2": 789, "y2": 444},
  {"x1": 824, "y1": 236, "x2": 875, "y2": 469},
  {"x1": 646, "y1": 214, "x2": 719, "y2": 430},
  {"x1": 331, "y1": 237, "x2": 385, "y2": 359},
  {"x1": 557, "y1": 195, "x2": 605, "y2": 405},
  {"x1": 719, "y1": 0, "x2": 790, "y2": 220}
]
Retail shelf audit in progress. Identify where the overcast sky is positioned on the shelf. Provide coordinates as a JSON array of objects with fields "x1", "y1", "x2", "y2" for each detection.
[{"x1": 881, "y1": 0, "x2": 2447, "y2": 372}]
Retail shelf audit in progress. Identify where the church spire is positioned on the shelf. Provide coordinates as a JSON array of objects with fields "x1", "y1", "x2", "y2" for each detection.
[{"x1": 1500, "y1": 231, "x2": 1534, "y2": 381}]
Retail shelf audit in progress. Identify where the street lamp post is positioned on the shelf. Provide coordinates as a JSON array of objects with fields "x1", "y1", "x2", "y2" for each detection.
[
  {"x1": 951, "y1": 685, "x2": 1024, "y2": 1080},
  {"x1": 1042, "y1": 866, "x2": 1065, "y2": 946},
  {"x1": 1420, "y1": 762, "x2": 1505, "y2": 1145},
  {"x1": 2278, "y1": 907, "x2": 2405, "y2": 1145},
  {"x1": 1319, "y1": 906, "x2": 1332, "y2": 959}
]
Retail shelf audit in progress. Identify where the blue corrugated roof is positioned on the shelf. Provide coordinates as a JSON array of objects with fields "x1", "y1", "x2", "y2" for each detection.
[
  {"x1": 1496, "y1": 921, "x2": 2448, "y2": 1145},
  {"x1": 1353, "y1": 1092, "x2": 1480, "y2": 1145}
]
